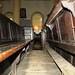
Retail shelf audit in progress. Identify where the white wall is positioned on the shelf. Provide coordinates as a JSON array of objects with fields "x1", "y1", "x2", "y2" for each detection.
[
  {"x1": 0, "y1": 0, "x2": 56, "y2": 23},
  {"x1": 20, "y1": 0, "x2": 56, "y2": 22},
  {"x1": 0, "y1": 0, "x2": 13, "y2": 13}
]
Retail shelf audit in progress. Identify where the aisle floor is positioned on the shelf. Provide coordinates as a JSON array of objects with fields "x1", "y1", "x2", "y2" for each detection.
[{"x1": 17, "y1": 50, "x2": 61, "y2": 75}]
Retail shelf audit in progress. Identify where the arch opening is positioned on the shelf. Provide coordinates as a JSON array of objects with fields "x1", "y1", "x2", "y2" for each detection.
[
  {"x1": 31, "y1": 12, "x2": 44, "y2": 50},
  {"x1": 32, "y1": 12, "x2": 44, "y2": 34}
]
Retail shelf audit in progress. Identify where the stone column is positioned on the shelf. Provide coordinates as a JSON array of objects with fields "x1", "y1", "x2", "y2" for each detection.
[{"x1": 13, "y1": 0, "x2": 20, "y2": 25}]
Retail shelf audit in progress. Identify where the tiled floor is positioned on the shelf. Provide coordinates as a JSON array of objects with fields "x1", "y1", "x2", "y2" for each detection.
[{"x1": 17, "y1": 50, "x2": 61, "y2": 75}]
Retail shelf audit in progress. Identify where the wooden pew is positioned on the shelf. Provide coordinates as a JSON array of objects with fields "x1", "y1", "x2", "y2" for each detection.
[
  {"x1": 45, "y1": 42, "x2": 75, "y2": 75},
  {"x1": 0, "y1": 40, "x2": 32, "y2": 62},
  {"x1": 0, "y1": 13, "x2": 33, "y2": 75},
  {"x1": 0, "y1": 40, "x2": 32, "y2": 75}
]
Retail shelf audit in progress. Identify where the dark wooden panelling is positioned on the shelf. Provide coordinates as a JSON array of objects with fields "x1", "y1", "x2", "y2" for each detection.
[
  {"x1": 0, "y1": 13, "x2": 24, "y2": 44},
  {"x1": 73, "y1": 16, "x2": 75, "y2": 27},
  {"x1": 46, "y1": 0, "x2": 75, "y2": 67},
  {"x1": 73, "y1": 56, "x2": 75, "y2": 66},
  {"x1": 0, "y1": 20, "x2": 9, "y2": 40},
  {"x1": 55, "y1": 48, "x2": 62, "y2": 55},
  {"x1": 61, "y1": 50, "x2": 71, "y2": 63},
  {"x1": 53, "y1": 21, "x2": 59, "y2": 41},
  {"x1": 58, "y1": 13, "x2": 69, "y2": 41},
  {"x1": 10, "y1": 23, "x2": 17, "y2": 40},
  {"x1": 57, "y1": 11, "x2": 74, "y2": 42},
  {"x1": 47, "y1": 40, "x2": 75, "y2": 54},
  {"x1": 65, "y1": 12, "x2": 74, "y2": 41},
  {"x1": 46, "y1": 27, "x2": 53, "y2": 40},
  {"x1": 17, "y1": 26, "x2": 23, "y2": 39}
]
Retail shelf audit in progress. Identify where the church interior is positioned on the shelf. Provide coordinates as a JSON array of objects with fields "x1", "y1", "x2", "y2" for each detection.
[{"x1": 0, "y1": 0, "x2": 75, "y2": 75}]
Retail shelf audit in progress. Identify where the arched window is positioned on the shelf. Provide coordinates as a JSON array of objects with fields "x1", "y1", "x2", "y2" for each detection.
[{"x1": 32, "y1": 12, "x2": 44, "y2": 34}]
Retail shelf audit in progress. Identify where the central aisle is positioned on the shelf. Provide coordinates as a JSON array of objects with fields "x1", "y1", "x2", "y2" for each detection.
[{"x1": 17, "y1": 50, "x2": 61, "y2": 75}]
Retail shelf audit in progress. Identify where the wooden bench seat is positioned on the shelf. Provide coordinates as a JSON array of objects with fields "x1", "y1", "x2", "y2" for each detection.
[
  {"x1": 45, "y1": 43, "x2": 75, "y2": 75},
  {"x1": 0, "y1": 40, "x2": 31, "y2": 62}
]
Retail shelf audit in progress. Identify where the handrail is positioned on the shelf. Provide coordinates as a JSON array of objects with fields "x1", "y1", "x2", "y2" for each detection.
[{"x1": 0, "y1": 40, "x2": 31, "y2": 62}]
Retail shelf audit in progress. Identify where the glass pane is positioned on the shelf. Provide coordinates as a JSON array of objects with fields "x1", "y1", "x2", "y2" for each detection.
[{"x1": 32, "y1": 14, "x2": 42, "y2": 34}]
